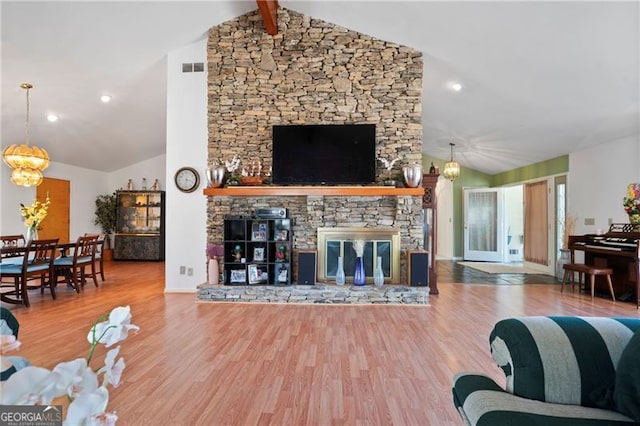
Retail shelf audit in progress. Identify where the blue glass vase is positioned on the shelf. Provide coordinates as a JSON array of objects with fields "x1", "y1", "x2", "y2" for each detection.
[{"x1": 353, "y1": 256, "x2": 366, "y2": 286}]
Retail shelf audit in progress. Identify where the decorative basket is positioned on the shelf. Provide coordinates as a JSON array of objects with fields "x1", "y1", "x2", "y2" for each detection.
[{"x1": 240, "y1": 176, "x2": 263, "y2": 186}]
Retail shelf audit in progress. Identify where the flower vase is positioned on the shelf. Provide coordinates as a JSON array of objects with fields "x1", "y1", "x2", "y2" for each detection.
[
  {"x1": 25, "y1": 226, "x2": 37, "y2": 245},
  {"x1": 374, "y1": 256, "x2": 384, "y2": 287},
  {"x1": 629, "y1": 214, "x2": 640, "y2": 225},
  {"x1": 353, "y1": 256, "x2": 366, "y2": 286},
  {"x1": 556, "y1": 248, "x2": 570, "y2": 281},
  {"x1": 208, "y1": 257, "x2": 220, "y2": 285},
  {"x1": 335, "y1": 256, "x2": 346, "y2": 286}
]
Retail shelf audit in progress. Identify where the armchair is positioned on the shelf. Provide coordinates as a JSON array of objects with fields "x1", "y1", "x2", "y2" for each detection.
[{"x1": 453, "y1": 316, "x2": 640, "y2": 425}]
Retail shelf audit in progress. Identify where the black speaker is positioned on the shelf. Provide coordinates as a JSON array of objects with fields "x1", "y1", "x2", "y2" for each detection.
[
  {"x1": 408, "y1": 250, "x2": 429, "y2": 287},
  {"x1": 297, "y1": 250, "x2": 317, "y2": 285}
]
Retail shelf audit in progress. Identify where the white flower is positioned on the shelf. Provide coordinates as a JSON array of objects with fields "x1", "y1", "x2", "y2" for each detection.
[
  {"x1": 224, "y1": 156, "x2": 240, "y2": 173},
  {"x1": 0, "y1": 366, "x2": 59, "y2": 405},
  {"x1": 352, "y1": 239, "x2": 365, "y2": 257},
  {"x1": 98, "y1": 347, "x2": 125, "y2": 388},
  {"x1": 377, "y1": 156, "x2": 400, "y2": 171},
  {"x1": 2, "y1": 306, "x2": 137, "y2": 425},
  {"x1": 88, "y1": 306, "x2": 139, "y2": 348},
  {"x1": 0, "y1": 334, "x2": 21, "y2": 353},
  {"x1": 52, "y1": 358, "x2": 98, "y2": 399},
  {"x1": 65, "y1": 386, "x2": 117, "y2": 426}
]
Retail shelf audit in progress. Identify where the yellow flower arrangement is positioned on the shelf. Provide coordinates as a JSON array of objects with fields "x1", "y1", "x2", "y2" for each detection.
[{"x1": 20, "y1": 194, "x2": 50, "y2": 230}]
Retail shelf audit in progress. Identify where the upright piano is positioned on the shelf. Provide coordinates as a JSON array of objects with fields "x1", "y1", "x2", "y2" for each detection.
[{"x1": 568, "y1": 223, "x2": 640, "y2": 307}]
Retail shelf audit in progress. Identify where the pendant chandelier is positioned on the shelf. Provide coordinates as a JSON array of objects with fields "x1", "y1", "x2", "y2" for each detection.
[
  {"x1": 2, "y1": 83, "x2": 50, "y2": 187},
  {"x1": 443, "y1": 142, "x2": 460, "y2": 181}
]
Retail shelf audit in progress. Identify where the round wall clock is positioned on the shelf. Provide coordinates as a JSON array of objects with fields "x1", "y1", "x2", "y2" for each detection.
[{"x1": 174, "y1": 167, "x2": 200, "y2": 193}]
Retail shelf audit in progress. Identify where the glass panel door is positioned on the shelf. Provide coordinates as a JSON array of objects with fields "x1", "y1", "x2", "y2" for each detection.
[{"x1": 463, "y1": 188, "x2": 507, "y2": 262}]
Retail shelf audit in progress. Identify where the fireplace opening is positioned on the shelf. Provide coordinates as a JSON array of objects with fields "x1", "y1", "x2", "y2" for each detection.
[{"x1": 317, "y1": 227, "x2": 401, "y2": 284}]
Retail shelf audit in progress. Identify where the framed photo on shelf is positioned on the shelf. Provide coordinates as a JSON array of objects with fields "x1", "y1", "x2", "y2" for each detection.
[
  {"x1": 230, "y1": 269, "x2": 246, "y2": 283},
  {"x1": 248, "y1": 264, "x2": 268, "y2": 284},
  {"x1": 253, "y1": 247, "x2": 265, "y2": 262},
  {"x1": 274, "y1": 229, "x2": 288, "y2": 241},
  {"x1": 251, "y1": 222, "x2": 268, "y2": 242}
]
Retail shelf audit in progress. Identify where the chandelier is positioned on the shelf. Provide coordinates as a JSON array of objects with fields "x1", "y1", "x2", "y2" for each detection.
[
  {"x1": 2, "y1": 83, "x2": 50, "y2": 187},
  {"x1": 443, "y1": 142, "x2": 460, "y2": 181}
]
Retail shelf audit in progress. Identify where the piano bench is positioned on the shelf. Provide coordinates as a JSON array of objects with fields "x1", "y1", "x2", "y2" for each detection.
[{"x1": 561, "y1": 263, "x2": 616, "y2": 301}]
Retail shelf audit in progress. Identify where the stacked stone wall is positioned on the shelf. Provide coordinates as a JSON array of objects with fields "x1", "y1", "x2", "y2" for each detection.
[{"x1": 206, "y1": 7, "x2": 424, "y2": 284}]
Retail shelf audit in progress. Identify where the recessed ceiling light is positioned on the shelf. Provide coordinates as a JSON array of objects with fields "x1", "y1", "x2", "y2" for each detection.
[
  {"x1": 47, "y1": 114, "x2": 59, "y2": 122},
  {"x1": 449, "y1": 81, "x2": 463, "y2": 92},
  {"x1": 100, "y1": 94, "x2": 112, "y2": 103}
]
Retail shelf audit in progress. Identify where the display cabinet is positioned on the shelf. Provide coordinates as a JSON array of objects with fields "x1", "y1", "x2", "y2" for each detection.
[
  {"x1": 114, "y1": 190, "x2": 165, "y2": 261},
  {"x1": 223, "y1": 216, "x2": 292, "y2": 285}
]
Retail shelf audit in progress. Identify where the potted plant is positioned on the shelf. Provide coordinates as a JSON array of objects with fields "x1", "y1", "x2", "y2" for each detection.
[{"x1": 94, "y1": 192, "x2": 117, "y2": 260}]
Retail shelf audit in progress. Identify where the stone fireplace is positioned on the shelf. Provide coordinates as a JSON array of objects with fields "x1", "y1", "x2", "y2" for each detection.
[{"x1": 205, "y1": 7, "x2": 424, "y2": 285}]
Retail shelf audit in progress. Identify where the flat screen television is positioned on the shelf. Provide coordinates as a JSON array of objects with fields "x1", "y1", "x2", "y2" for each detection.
[{"x1": 272, "y1": 124, "x2": 376, "y2": 185}]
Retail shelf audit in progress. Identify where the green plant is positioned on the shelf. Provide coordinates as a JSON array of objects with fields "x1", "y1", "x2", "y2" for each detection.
[{"x1": 94, "y1": 192, "x2": 117, "y2": 248}]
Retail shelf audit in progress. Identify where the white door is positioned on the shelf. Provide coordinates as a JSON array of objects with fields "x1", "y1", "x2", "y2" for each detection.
[{"x1": 464, "y1": 188, "x2": 508, "y2": 262}]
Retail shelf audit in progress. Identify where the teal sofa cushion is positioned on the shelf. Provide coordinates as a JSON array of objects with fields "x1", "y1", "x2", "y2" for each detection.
[{"x1": 614, "y1": 330, "x2": 640, "y2": 422}]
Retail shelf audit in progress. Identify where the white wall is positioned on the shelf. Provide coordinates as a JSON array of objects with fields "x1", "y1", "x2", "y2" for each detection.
[
  {"x1": 165, "y1": 38, "x2": 208, "y2": 292},
  {"x1": 435, "y1": 176, "x2": 453, "y2": 260},
  {"x1": 108, "y1": 154, "x2": 166, "y2": 192},
  {"x1": 1, "y1": 161, "x2": 109, "y2": 238},
  {"x1": 568, "y1": 135, "x2": 640, "y2": 235}
]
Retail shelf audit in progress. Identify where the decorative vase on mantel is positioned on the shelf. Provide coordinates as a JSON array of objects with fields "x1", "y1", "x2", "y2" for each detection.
[
  {"x1": 353, "y1": 257, "x2": 366, "y2": 286},
  {"x1": 374, "y1": 256, "x2": 384, "y2": 287},
  {"x1": 25, "y1": 226, "x2": 37, "y2": 245},
  {"x1": 335, "y1": 256, "x2": 346, "y2": 286},
  {"x1": 629, "y1": 214, "x2": 640, "y2": 226}
]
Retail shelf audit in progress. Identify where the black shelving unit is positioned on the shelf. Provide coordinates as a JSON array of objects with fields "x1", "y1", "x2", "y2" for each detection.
[
  {"x1": 114, "y1": 190, "x2": 165, "y2": 261},
  {"x1": 223, "y1": 217, "x2": 292, "y2": 285}
]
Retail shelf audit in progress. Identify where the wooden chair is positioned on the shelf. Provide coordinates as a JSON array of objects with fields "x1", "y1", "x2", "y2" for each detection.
[
  {"x1": 1, "y1": 234, "x2": 25, "y2": 248},
  {"x1": 1, "y1": 235, "x2": 26, "y2": 265},
  {"x1": 0, "y1": 238, "x2": 59, "y2": 307},
  {"x1": 85, "y1": 233, "x2": 106, "y2": 282},
  {"x1": 53, "y1": 234, "x2": 99, "y2": 292}
]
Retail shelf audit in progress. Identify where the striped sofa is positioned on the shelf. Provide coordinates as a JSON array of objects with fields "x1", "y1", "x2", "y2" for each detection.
[{"x1": 452, "y1": 317, "x2": 640, "y2": 425}]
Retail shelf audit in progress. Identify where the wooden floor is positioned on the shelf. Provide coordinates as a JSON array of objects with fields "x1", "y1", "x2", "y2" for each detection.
[{"x1": 4, "y1": 261, "x2": 639, "y2": 425}]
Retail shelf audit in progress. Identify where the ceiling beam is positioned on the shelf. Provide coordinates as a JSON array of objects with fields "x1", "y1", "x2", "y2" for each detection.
[{"x1": 256, "y1": 0, "x2": 278, "y2": 35}]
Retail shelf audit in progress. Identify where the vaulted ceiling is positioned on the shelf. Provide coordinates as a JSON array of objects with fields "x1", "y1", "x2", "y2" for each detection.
[{"x1": 1, "y1": 1, "x2": 638, "y2": 175}]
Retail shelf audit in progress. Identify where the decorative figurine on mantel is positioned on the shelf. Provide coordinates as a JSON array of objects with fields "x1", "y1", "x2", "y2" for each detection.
[{"x1": 378, "y1": 156, "x2": 401, "y2": 186}]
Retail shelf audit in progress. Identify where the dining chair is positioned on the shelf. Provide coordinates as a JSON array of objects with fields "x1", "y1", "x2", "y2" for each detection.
[
  {"x1": 84, "y1": 233, "x2": 106, "y2": 282},
  {"x1": 53, "y1": 234, "x2": 99, "y2": 292},
  {"x1": 1, "y1": 235, "x2": 26, "y2": 266},
  {"x1": 0, "y1": 238, "x2": 59, "y2": 308}
]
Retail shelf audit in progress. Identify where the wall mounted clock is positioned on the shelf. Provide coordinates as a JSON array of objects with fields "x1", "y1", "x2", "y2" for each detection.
[{"x1": 174, "y1": 167, "x2": 200, "y2": 193}]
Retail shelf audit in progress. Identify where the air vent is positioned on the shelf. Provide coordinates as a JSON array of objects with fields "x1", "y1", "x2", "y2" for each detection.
[
  {"x1": 509, "y1": 249, "x2": 519, "y2": 255},
  {"x1": 182, "y1": 63, "x2": 204, "y2": 73}
]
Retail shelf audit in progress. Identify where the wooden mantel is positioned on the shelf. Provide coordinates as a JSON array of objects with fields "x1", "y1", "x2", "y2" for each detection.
[{"x1": 203, "y1": 186, "x2": 424, "y2": 197}]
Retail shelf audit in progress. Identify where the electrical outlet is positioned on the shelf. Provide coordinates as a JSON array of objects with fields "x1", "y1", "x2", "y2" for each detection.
[
  {"x1": 608, "y1": 218, "x2": 613, "y2": 226},
  {"x1": 179, "y1": 266, "x2": 186, "y2": 275},
  {"x1": 187, "y1": 267, "x2": 193, "y2": 276},
  {"x1": 584, "y1": 218, "x2": 595, "y2": 226}
]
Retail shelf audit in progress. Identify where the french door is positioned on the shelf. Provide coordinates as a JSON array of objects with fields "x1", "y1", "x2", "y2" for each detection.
[{"x1": 463, "y1": 187, "x2": 507, "y2": 262}]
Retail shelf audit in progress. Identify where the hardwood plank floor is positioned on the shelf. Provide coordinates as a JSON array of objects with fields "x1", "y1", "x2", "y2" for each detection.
[{"x1": 3, "y1": 261, "x2": 639, "y2": 425}]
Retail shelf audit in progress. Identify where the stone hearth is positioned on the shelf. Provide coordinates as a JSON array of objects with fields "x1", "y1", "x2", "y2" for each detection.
[{"x1": 197, "y1": 283, "x2": 429, "y2": 304}]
